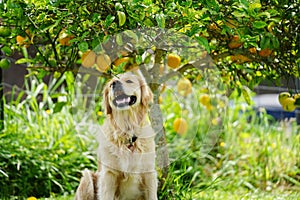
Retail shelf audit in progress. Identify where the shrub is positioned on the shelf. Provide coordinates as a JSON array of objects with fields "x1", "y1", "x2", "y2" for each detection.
[{"x1": 0, "y1": 74, "x2": 97, "y2": 198}]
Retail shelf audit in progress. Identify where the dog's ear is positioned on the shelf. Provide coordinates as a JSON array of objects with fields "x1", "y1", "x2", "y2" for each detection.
[
  {"x1": 139, "y1": 78, "x2": 153, "y2": 109},
  {"x1": 103, "y1": 82, "x2": 112, "y2": 115}
]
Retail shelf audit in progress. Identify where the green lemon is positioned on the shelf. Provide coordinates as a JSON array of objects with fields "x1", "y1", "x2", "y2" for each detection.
[
  {"x1": 0, "y1": 58, "x2": 11, "y2": 69},
  {"x1": 0, "y1": 26, "x2": 11, "y2": 37}
]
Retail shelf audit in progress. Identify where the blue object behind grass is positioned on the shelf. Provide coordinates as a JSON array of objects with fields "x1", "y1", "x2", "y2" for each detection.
[{"x1": 253, "y1": 94, "x2": 296, "y2": 121}]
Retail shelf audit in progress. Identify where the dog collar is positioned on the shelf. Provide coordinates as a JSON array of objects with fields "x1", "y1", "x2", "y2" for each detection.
[
  {"x1": 130, "y1": 135, "x2": 138, "y2": 144},
  {"x1": 127, "y1": 135, "x2": 137, "y2": 150}
]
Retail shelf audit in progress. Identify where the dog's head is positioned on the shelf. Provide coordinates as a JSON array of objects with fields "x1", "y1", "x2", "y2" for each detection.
[{"x1": 103, "y1": 72, "x2": 153, "y2": 115}]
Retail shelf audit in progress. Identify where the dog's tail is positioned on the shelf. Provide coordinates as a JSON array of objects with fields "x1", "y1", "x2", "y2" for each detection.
[{"x1": 75, "y1": 169, "x2": 98, "y2": 200}]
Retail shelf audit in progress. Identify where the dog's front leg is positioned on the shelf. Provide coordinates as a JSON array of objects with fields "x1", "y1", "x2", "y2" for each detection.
[
  {"x1": 98, "y1": 170, "x2": 118, "y2": 200},
  {"x1": 143, "y1": 172, "x2": 158, "y2": 200}
]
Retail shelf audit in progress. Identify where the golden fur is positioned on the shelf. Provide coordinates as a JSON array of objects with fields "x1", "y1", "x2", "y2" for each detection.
[{"x1": 75, "y1": 72, "x2": 157, "y2": 200}]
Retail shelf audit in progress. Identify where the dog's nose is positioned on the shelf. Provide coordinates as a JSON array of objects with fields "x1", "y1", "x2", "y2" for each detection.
[{"x1": 112, "y1": 80, "x2": 122, "y2": 90}]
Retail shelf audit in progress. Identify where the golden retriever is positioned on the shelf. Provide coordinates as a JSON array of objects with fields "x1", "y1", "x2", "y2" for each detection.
[{"x1": 75, "y1": 72, "x2": 157, "y2": 200}]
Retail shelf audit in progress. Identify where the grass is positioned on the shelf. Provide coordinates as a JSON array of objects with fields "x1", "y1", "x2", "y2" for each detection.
[{"x1": 1, "y1": 73, "x2": 300, "y2": 199}]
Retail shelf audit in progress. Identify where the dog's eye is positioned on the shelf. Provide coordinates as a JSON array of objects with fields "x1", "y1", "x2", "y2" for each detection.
[{"x1": 126, "y1": 80, "x2": 133, "y2": 83}]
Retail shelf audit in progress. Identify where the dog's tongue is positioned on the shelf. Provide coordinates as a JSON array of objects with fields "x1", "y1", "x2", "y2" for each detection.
[{"x1": 116, "y1": 96, "x2": 131, "y2": 105}]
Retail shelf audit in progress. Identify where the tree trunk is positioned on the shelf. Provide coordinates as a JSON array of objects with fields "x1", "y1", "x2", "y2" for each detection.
[{"x1": 148, "y1": 86, "x2": 169, "y2": 190}]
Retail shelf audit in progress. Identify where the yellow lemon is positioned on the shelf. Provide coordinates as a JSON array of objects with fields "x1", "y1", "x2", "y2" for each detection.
[
  {"x1": 177, "y1": 78, "x2": 192, "y2": 97},
  {"x1": 59, "y1": 35, "x2": 74, "y2": 46},
  {"x1": 58, "y1": 29, "x2": 74, "y2": 46},
  {"x1": 113, "y1": 57, "x2": 130, "y2": 68},
  {"x1": 259, "y1": 48, "x2": 272, "y2": 57},
  {"x1": 96, "y1": 54, "x2": 111, "y2": 72},
  {"x1": 27, "y1": 197, "x2": 37, "y2": 200},
  {"x1": 82, "y1": 50, "x2": 96, "y2": 68},
  {"x1": 220, "y1": 142, "x2": 226, "y2": 147},
  {"x1": 228, "y1": 35, "x2": 243, "y2": 49},
  {"x1": 293, "y1": 93, "x2": 300, "y2": 100},
  {"x1": 16, "y1": 35, "x2": 28, "y2": 46},
  {"x1": 248, "y1": 47, "x2": 257, "y2": 54},
  {"x1": 278, "y1": 92, "x2": 291, "y2": 105},
  {"x1": 199, "y1": 94, "x2": 211, "y2": 106},
  {"x1": 158, "y1": 96, "x2": 163, "y2": 104},
  {"x1": 281, "y1": 97, "x2": 296, "y2": 112},
  {"x1": 173, "y1": 118, "x2": 188, "y2": 135},
  {"x1": 167, "y1": 53, "x2": 181, "y2": 69}
]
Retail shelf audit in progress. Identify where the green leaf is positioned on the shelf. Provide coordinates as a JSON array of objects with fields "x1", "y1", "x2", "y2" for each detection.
[
  {"x1": 78, "y1": 42, "x2": 89, "y2": 52},
  {"x1": 242, "y1": 86, "x2": 252, "y2": 105},
  {"x1": 144, "y1": 18, "x2": 154, "y2": 27},
  {"x1": 295, "y1": 98, "x2": 300, "y2": 106},
  {"x1": 115, "y1": 2, "x2": 123, "y2": 10},
  {"x1": 253, "y1": 21, "x2": 267, "y2": 29},
  {"x1": 124, "y1": 30, "x2": 138, "y2": 43},
  {"x1": 249, "y1": 3, "x2": 262, "y2": 11},
  {"x1": 105, "y1": 15, "x2": 115, "y2": 28},
  {"x1": 135, "y1": 55, "x2": 143, "y2": 65},
  {"x1": 260, "y1": 36, "x2": 271, "y2": 49},
  {"x1": 232, "y1": 11, "x2": 246, "y2": 18},
  {"x1": 15, "y1": 58, "x2": 33, "y2": 64},
  {"x1": 53, "y1": 102, "x2": 67, "y2": 113},
  {"x1": 116, "y1": 34, "x2": 123, "y2": 46},
  {"x1": 196, "y1": 36, "x2": 210, "y2": 53},
  {"x1": 270, "y1": 36, "x2": 280, "y2": 49},
  {"x1": 155, "y1": 13, "x2": 165, "y2": 28},
  {"x1": 92, "y1": 13, "x2": 101, "y2": 22},
  {"x1": 1, "y1": 46, "x2": 12, "y2": 56},
  {"x1": 117, "y1": 11, "x2": 126, "y2": 27}
]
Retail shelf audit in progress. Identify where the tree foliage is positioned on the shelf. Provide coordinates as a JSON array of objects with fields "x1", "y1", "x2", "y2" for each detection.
[{"x1": 0, "y1": 0, "x2": 299, "y2": 89}]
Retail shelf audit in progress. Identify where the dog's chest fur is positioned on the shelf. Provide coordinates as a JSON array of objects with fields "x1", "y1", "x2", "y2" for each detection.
[
  {"x1": 117, "y1": 174, "x2": 143, "y2": 200},
  {"x1": 97, "y1": 121, "x2": 156, "y2": 173}
]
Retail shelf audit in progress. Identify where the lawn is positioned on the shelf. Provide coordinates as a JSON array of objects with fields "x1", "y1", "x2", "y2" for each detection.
[{"x1": 1, "y1": 73, "x2": 300, "y2": 199}]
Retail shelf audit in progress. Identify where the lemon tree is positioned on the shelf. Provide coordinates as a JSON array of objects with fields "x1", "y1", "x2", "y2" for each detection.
[
  {"x1": 1, "y1": 0, "x2": 299, "y2": 197},
  {"x1": 0, "y1": 0, "x2": 298, "y2": 82}
]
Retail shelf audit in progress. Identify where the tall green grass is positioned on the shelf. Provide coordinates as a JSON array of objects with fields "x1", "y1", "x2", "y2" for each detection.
[
  {"x1": 158, "y1": 85, "x2": 300, "y2": 199},
  {"x1": 1, "y1": 73, "x2": 300, "y2": 199},
  {"x1": 0, "y1": 73, "x2": 97, "y2": 198}
]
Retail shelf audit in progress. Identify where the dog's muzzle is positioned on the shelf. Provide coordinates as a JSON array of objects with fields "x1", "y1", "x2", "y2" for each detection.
[
  {"x1": 112, "y1": 80, "x2": 137, "y2": 108},
  {"x1": 113, "y1": 94, "x2": 137, "y2": 108}
]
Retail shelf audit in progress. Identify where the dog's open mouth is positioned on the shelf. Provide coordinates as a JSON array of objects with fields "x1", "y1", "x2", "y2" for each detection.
[{"x1": 113, "y1": 94, "x2": 137, "y2": 108}]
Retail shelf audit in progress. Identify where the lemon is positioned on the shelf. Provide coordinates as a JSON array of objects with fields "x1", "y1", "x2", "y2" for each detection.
[
  {"x1": 173, "y1": 118, "x2": 188, "y2": 135},
  {"x1": 113, "y1": 57, "x2": 130, "y2": 68},
  {"x1": 82, "y1": 50, "x2": 96, "y2": 68},
  {"x1": 293, "y1": 93, "x2": 300, "y2": 100},
  {"x1": 158, "y1": 96, "x2": 163, "y2": 104},
  {"x1": 58, "y1": 29, "x2": 74, "y2": 46},
  {"x1": 59, "y1": 36, "x2": 74, "y2": 46},
  {"x1": 0, "y1": 26, "x2": 10, "y2": 37},
  {"x1": 167, "y1": 53, "x2": 181, "y2": 69},
  {"x1": 281, "y1": 97, "x2": 296, "y2": 112},
  {"x1": 199, "y1": 94, "x2": 211, "y2": 106},
  {"x1": 0, "y1": 58, "x2": 10, "y2": 69},
  {"x1": 96, "y1": 54, "x2": 111, "y2": 72},
  {"x1": 278, "y1": 92, "x2": 291, "y2": 105},
  {"x1": 248, "y1": 47, "x2": 257, "y2": 54},
  {"x1": 228, "y1": 35, "x2": 243, "y2": 49},
  {"x1": 259, "y1": 48, "x2": 272, "y2": 57},
  {"x1": 16, "y1": 35, "x2": 27, "y2": 46},
  {"x1": 177, "y1": 78, "x2": 192, "y2": 97}
]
